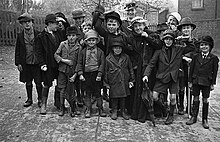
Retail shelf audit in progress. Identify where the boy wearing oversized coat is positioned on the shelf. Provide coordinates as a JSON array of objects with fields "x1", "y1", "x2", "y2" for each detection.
[
  {"x1": 15, "y1": 13, "x2": 42, "y2": 108},
  {"x1": 186, "y1": 35, "x2": 219, "y2": 129},
  {"x1": 143, "y1": 29, "x2": 195, "y2": 125},
  {"x1": 105, "y1": 38, "x2": 135, "y2": 120}
]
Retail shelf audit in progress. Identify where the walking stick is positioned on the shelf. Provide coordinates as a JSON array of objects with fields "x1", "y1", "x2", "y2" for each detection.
[{"x1": 187, "y1": 62, "x2": 191, "y2": 118}]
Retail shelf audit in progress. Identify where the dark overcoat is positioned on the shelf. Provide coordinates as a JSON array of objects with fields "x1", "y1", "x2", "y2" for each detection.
[
  {"x1": 105, "y1": 53, "x2": 135, "y2": 98},
  {"x1": 189, "y1": 52, "x2": 219, "y2": 86},
  {"x1": 15, "y1": 30, "x2": 40, "y2": 83},
  {"x1": 35, "y1": 29, "x2": 62, "y2": 84}
]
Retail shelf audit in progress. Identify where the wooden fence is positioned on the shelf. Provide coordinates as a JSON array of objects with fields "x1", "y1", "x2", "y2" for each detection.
[{"x1": 0, "y1": 10, "x2": 45, "y2": 46}]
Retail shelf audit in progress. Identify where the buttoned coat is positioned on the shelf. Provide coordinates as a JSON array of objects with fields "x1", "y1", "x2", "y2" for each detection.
[
  {"x1": 189, "y1": 52, "x2": 219, "y2": 86},
  {"x1": 15, "y1": 30, "x2": 40, "y2": 82},
  {"x1": 105, "y1": 53, "x2": 135, "y2": 98},
  {"x1": 144, "y1": 43, "x2": 195, "y2": 83}
]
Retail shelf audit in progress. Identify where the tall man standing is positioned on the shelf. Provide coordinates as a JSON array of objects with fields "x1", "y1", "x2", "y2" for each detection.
[
  {"x1": 15, "y1": 13, "x2": 42, "y2": 108},
  {"x1": 36, "y1": 14, "x2": 62, "y2": 114}
]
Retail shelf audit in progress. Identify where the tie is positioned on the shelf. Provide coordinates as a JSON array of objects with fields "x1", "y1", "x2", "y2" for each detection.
[{"x1": 203, "y1": 54, "x2": 206, "y2": 59}]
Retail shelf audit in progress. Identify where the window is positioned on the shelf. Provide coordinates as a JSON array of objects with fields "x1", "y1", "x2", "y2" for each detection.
[{"x1": 192, "y1": 0, "x2": 204, "y2": 9}]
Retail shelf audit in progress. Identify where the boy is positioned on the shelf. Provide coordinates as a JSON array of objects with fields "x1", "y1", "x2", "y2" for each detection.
[
  {"x1": 186, "y1": 35, "x2": 219, "y2": 129},
  {"x1": 105, "y1": 38, "x2": 135, "y2": 120},
  {"x1": 176, "y1": 17, "x2": 198, "y2": 115},
  {"x1": 143, "y1": 30, "x2": 195, "y2": 125},
  {"x1": 54, "y1": 26, "x2": 82, "y2": 117},
  {"x1": 36, "y1": 14, "x2": 62, "y2": 114},
  {"x1": 77, "y1": 29, "x2": 106, "y2": 118},
  {"x1": 15, "y1": 13, "x2": 42, "y2": 108}
]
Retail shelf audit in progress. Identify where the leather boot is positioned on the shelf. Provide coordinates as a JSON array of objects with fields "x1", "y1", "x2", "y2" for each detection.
[
  {"x1": 148, "y1": 103, "x2": 156, "y2": 126},
  {"x1": 54, "y1": 86, "x2": 60, "y2": 109},
  {"x1": 97, "y1": 97, "x2": 106, "y2": 117},
  {"x1": 186, "y1": 101, "x2": 200, "y2": 125},
  {"x1": 69, "y1": 101, "x2": 76, "y2": 117},
  {"x1": 120, "y1": 98, "x2": 129, "y2": 120},
  {"x1": 202, "y1": 102, "x2": 209, "y2": 129},
  {"x1": 58, "y1": 96, "x2": 65, "y2": 116},
  {"x1": 84, "y1": 97, "x2": 91, "y2": 118},
  {"x1": 164, "y1": 104, "x2": 175, "y2": 125},
  {"x1": 155, "y1": 100, "x2": 167, "y2": 117},
  {"x1": 111, "y1": 99, "x2": 118, "y2": 120},
  {"x1": 24, "y1": 84, "x2": 33, "y2": 107},
  {"x1": 185, "y1": 90, "x2": 193, "y2": 115},
  {"x1": 178, "y1": 90, "x2": 185, "y2": 115},
  {"x1": 40, "y1": 87, "x2": 49, "y2": 115},
  {"x1": 36, "y1": 85, "x2": 42, "y2": 108}
]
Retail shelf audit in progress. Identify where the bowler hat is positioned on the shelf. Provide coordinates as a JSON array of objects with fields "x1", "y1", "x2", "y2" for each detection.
[
  {"x1": 18, "y1": 13, "x2": 34, "y2": 24},
  {"x1": 177, "y1": 17, "x2": 196, "y2": 31},
  {"x1": 45, "y1": 14, "x2": 57, "y2": 24},
  {"x1": 124, "y1": 2, "x2": 137, "y2": 11},
  {"x1": 199, "y1": 35, "x2": 214, "y2": 49},
  {"x1": 66, "y1": 26, "x2": 79, "y2": 35},
  {"x1": 162, "y1": 29, "x2": 175, "y2": 40},
  {"x1": 105, "y1": 11, "x2": 122, "y2": 26},
  {"x1": 72, "y1": 9, "x2": 85, "y2": 19}
]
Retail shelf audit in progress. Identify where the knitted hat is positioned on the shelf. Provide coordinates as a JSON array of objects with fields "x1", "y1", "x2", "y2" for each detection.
[
  {"x1": 66, "y1": 26, "x2": 79, "y2": 35},
  {"x1": 128, "y1": 16, "x2": 147, "y2": 29},
  {"x1": 84, "y1": 29, "x2": 100, "y2": 43},
  {"x1": 162, "y1": 29, "x2": 175, "y2": 40},
  {"x1": 124, "y1": 2, "x2": 137, "y2": 11},
  {"x1": 199, "y1": 35, "x2": 214, "y2": 49},
  {"x1": 45, "y1": 14, "x2": 57, "y2": 24},
  {"x1": 167, "y1": 12, "x2": 181, "y2": 24},
  {"x1": 18, "y1": 13, "x2": 34, "y2": 24},
  {"x1": 177, "y1": 17, "x2": 196, "y2": 31},
  {"x1": 72, "y1": 9, "x2": 85, "y2": 19},
  {"x1": 105, "y1": 11, "x2": 122, "y2": 26}
]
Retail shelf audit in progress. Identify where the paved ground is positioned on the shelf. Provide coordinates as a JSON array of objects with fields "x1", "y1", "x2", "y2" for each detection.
[{"x1": 0, "y1": 46, "x2": 220, "y2": 142}]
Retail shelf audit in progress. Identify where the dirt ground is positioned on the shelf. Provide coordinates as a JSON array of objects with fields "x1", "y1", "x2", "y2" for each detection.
[{"x1": 0, "y1": 46, "x2": 220, "y2": 142}]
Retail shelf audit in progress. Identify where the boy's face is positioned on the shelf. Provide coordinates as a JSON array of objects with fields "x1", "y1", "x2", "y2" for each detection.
[
  {"x1": 86, "y1": 38, "x2": 98, "y2": 47},
  {"x1": 167, "y1": 15, "x2": 178, "y2": 26},
  {"x1": 67, "y1": 34, "x2": 77, "y2": 43},
  {"x1": 200, "y1": 42, "x2": 210, "y2": 54},
  {"x1": 113, "y1": 46, "x2": 122, "y2": 55},
  {"x1": 82, "y1": 25, "x2": 92, "y2": 34},
  {"x1": 164, "y1": 37, "x2": 174, "y2": 47},
  {"x1": 58, "y1": 21, "x2": 65, "y2": 30},
  {"x1": 133, "y1": 22, "x2": 145, "y2": 34},
  {"x1": 127, "y1": 9, "x2": 135, "y2": 20},
  {"x1": 21, "y1": 20, "x2": 33, "y2": 30},
  {"x1": 74, "y1": 17, "x2": 84, "y2": 26},
  {"x1": 106, "y1": 18, "x2": 119, "y2": 33},
  {"x1": 181, "y1": 25, "x2": 193, "y2": 36}
]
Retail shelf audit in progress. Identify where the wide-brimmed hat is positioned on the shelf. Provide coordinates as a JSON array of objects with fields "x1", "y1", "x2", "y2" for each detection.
[
  {"x1": 45, "y1": 14, "x2": 57, "y2": 24},
  {"x1": 177, "y1": 17, "x2": 196, "y2": 31},
  {"x1": 66, "y1": 26, "x2": 80, "y2": 36},
  {"x1": 157, "y1": 23, "x2": 169, "y2": 32},
  {"x1": 124, "y1": 2, "x2": 137, "y2": 11},
  {"x1": 161, "y1": 29, "x2": 175, "y2": 40},
  {"x1": 105, "y1": 11, "x2": 122, "y2": 26},
  {"x1": 84, "y1": 29, "x2": 100, "y2": 43},
  {"x1": 167, "y1": 12, "x2": 181, "y2": 24},
  {"x1": 199, "y1": 35, "x2": 214, "y2": 49},
  {"x1": 18, "y1": 13, "x2": 34, "y2": 24},
  {"x1": 72, "y1": 9, "x2": 85, "y2": 19},
  {"x1": 128, "y1": 16, "x2": 147, "y2": 29}
]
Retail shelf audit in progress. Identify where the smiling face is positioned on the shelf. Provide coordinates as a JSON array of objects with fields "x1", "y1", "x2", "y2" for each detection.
[
  {"x1": 86, "y1": 38, "x2": 98, "y2": 48},
  {"x1": 200, "y1": 42, "x2": 210, "y2": 54},
  {"x1": 181, "y1": 25, "x2": 193, "y2": 36},
  {"x1": 126, "y1": 9, "x2": 136, "y2": 20},
  {"x1": 113, "y1": 46, "x2": 122, "y2": 55},
  {"x1": 67, "y1": 33, "x2": 77, "y2": 43},
  {"x1": 167, "y1": 15, "x2": 178, "y2": 26},
  {"x1": 164, "y1": 37, "x2": 174, "y2": 47},
  {"x1": 21, "y1": 20, "x2": 33, "y2": 30},
  {"x1": 133, "y1": 22, "x2": 145, "y2": 34},
  {"x1": 106, "y1": 18, "x2": 119, "y2": 33}
]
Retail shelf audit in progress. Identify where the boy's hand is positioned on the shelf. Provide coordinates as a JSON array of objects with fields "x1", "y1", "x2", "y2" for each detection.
[
  {"x1": 41, "y1": 65, "x2": 47, "y2": 71},
  {"x1": 69, "y1": 74, "x2": 77, "y2": 82},
  {"x1": 183, "y1": 56, "x2": 192, "y2": 63},
  {"x1": 129, "y1": 82, "x2": 134, "y2": 88},
  {"x1": 188, "y1": 82, "x2": 192, "y2": 88},
  {"x1": 79, "y1": 75, "x2": 85, "y2": 81},
  {"x1": 96, "y1": 76, "x2": 101, "y2": 81},
  {"x1": 210, "y1": 85, "x2": 214, "y2": 91},
  {"x1": 142, "y1": 76, "x2": 148, "y2": 82},
  {"x1": 141, "y1": 32, "x2": 148, "y2": 38},
  {"x1": 17, "y1": 64, "x2": 23, "y2": 72},
  {"x1": 62, "y1": 59, "x2": 73, "y2": 66}
]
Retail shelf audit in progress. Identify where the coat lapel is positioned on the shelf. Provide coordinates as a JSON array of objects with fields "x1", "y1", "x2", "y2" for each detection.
[
  {"x1": 170, "y1": 46, "x2": 178, "y2": 63},
  {"x1": 202, "y1": 53, "x2": 212, "y2": 65},
  {"x1": 162, "y1": 48, "x2": 169, "y2": 63},
  {"x1": 197, "y1": 53, "x2": 203, "y2": 64},
  {"x1": 109, "y1": 53, "x2": 121, "y2": 68}
]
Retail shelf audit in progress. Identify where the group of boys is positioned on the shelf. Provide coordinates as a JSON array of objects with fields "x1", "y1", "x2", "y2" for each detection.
[{"x1": 15, "y1": 2, "x2": 219, "y2": 129}]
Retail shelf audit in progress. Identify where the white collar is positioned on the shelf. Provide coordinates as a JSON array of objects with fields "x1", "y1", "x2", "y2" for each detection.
[{"x1": 202, "y1": 52, "x2": 209, "y2": 56}]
